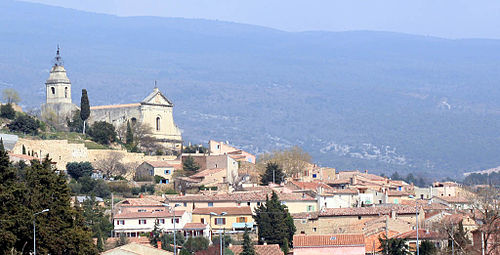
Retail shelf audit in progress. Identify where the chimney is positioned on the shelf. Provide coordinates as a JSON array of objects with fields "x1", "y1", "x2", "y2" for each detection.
[
  {"x1": 157, "y1": 241, "x2": 162, "y2": 249},
  {"x1": 139, "y1": 194, "x2": 144, "y2": 198}
]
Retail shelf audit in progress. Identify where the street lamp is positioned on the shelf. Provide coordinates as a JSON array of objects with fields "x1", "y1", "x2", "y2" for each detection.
[
  {"x1": 163, "y1": 203, "x2": 181, "y2": 255},
  {"x1": 210, "y1": 212, "x2": 227, "y2": 255},
  {"x1": 33, "y1": 209, "x2": 49, "y2": 255}
]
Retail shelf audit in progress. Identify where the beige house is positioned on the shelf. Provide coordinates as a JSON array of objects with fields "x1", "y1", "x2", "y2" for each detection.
[
  {"x1": 192, "y1": 206, "x2": 254, "y2": 234},
  {"x1": 136, "y1": 161, "x2": 181, "y2": 184}
]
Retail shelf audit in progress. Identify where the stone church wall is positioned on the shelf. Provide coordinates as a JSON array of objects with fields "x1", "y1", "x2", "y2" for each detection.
[{"x1": 89, "y1": 104, "x2": 142, "y2": 128}]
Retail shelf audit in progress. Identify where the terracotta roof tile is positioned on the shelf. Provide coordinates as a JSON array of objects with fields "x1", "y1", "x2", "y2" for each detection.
[
  {"x1": 9, "y1": 154, "x2": 38, "y2": 161},
  {"x1": 435, "y1": 196, "x2": 471, "y2": 204},
  {"x1": 190, "y1": 168, "x2": 225, "y2": 178},
  {"x1": 120, "y1": 197, "x2": 165, "y2": 207},
  {"x1": 289, "y1": 181, "x2": 334, "y2": 191},
  {"x1": 165, "y1": 190, "x2": 316, "y2": 203},
  {"x1": 365, "y1": 231, "x2": 399, "y2": 252},
  {"x1": 145, "y1": 161, "x2": 177, "y2": 168},
  {"x1": 230, "y1": 244, "x2": 283, "y2": 255},
  {"x1": 192, "y1": 207, "x2": 252, "y2": 216},
  {"x1": 115, "y1": 209, "x2": 184, "y2": 219},
  {"x1": 292, "y1": 212, "x2": 319, "y2": 219},
  {"x1": 293, "y1": 234, "x2": 365, "y2": 247},
  {"x1": 396, "y1": 229, "x2": 445, "y2": 240},
  {"x1": 183, "y1": 223, "x2": 208, "y2": 230},
  {"x1": 320, "y1": 205, "x2": 418, "y2": 217}
]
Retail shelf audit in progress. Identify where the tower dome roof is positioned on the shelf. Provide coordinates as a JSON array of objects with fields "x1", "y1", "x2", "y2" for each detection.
[{"x1": 46, "y1": 46, "x2": 70, "y2": 85}]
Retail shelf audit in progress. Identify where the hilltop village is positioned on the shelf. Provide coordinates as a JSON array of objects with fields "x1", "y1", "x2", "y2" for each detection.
[{"x1": 0, "y1": 50, "x2": 497, "y2": 255}]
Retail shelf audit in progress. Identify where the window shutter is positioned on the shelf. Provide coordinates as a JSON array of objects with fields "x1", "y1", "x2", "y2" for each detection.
[{"x1": 222, "y1": 218, "x2": 226, "y2": 224}]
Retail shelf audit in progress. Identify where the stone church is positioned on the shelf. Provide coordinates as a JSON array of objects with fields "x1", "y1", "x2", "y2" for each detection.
[{"x1": 41, "y1": 48, "x2": 183, "y2": 151}]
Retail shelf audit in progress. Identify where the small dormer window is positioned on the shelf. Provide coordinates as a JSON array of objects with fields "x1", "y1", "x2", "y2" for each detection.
[{"x1": 51, "y1": 87, "x2": 55, "y2": 95}]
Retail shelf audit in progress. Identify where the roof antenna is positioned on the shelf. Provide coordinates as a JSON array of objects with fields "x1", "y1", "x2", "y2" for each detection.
[
  {"x1": 154, "y1": 80, "x2": 157, "y2": 88},
  {"x1": 54, "y1": 44, "x2": 63, "y2": 66}
]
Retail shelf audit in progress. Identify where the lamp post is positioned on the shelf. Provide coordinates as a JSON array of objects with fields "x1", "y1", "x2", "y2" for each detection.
[
  {"x1": 210, "y1": 211, "x2": 227, "y2": 255},
  {"x1": 163, "y1": 203, "x2": 181, "y2": 255},
  {"x1": 33, "y1": 209, "x2": 49, "y2": 255}
]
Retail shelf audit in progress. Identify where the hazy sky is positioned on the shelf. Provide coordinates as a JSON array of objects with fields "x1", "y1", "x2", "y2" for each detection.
[{"x1": 22, "y1": 0, "x2": 500, "y2": 39}]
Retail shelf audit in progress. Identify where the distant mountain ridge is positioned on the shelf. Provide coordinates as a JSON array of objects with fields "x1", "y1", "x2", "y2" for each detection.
[{"x1": 2, "y1": 0, "x2": 500, "y2": 180}]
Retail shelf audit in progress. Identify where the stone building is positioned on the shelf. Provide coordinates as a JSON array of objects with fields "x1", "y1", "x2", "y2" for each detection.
[{"x1": 40, "y1": 47, "x2": 182, "y2": 151}]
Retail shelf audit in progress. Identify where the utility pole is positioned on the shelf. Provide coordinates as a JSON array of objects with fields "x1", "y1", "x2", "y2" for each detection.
[
  {"x1": 481, "y1": 231, "x2": 485, "y2": 255},
  {"x1": 273, "y1": 169, "x2": 275, "y2": 184}
]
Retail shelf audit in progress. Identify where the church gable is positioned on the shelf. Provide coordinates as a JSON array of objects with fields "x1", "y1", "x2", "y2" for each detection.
[{"x1": 141, "y1": 88, "x2": 173, "y2": 106}]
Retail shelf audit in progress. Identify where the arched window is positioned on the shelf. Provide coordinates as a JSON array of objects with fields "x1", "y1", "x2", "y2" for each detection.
[
  {"x1": 64, "y1": 87, "x2": 68, "y2": 98},
  {"x1": 51, "y1": 87, "x2": 55, "y2": 95},
  {"x1": 156, "y1": 117, "x2": 160, "y2": 131}
]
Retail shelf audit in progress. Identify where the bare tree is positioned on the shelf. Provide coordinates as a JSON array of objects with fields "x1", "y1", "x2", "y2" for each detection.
[
  {"x1": 257, "y1": 146, "x2": 312, "y2": 177},
  {"x1": 93, "y1": 152, "x2": 127, "y2": 178},
  {"x1": 471, "y1": 187, "x2": 500, "y2": 255},
  {"x1": 2, "y1": 88, "x2": 20, "y2": 104}
]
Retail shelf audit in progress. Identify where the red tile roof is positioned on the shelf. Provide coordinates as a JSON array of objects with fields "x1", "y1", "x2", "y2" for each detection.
[
  {"x1": 165, "y1": 190, "x2": 316, "y2": 203},
  {"x1": 324, "y1": 188, "x2": 358, "y2": 195},
  {"x1": 183, "y1": 223, "x2": 207, "y2": 230},
  {"x1": 190, "y1": 168, "x2": 225, "y2": 178},
  {"x1": 230, "y1": 244, "x2": 284, "y2": 255},
  {"x1": 434, "y1": 196, "x2": 471, "y2": 204},
  {"x1": 145, "y1": 161, "x2": 176, "y2": 168},
  {"x1": 120, "y1": 197, "x2": 164, "y2": 207},
  {"x1": 192, "y1": 207, "x2": 252, "y2": 216},
  {"x1": 365, "y1": 231, "x2": 400, "y2": 252},
  {"x1": 9, "y1": 154, "x2": 38, "y2": 161},
  {"x1": 396, "y1": 230, "x2": 445, "y2": 240},
  {"x1": 319, "y1": 205, "x2": 418, "y2": 217},
  {"x1": 293, "y1": 234, "x2": 365, "y2": 247},
  {"x1": 292, "y1": 212, "x2": 319, "y2": 219},
  {"x1": 289, "y1": 181, "x2": 333, "y2": 191},
  {"x1": 114, "y1": 209, "x2": 185, "y2": 219}
]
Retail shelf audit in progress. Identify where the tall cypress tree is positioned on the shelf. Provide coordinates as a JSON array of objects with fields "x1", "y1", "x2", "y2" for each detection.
[
  {"x1": 126, "y1": 121, "x2": 134, "y2": 146},
  {"x1": 240, "y1": 227, "x2": 255, "y2": 255},
  {"x1": 80, "y1": 89, "x2": 90, "y2": 134},
  {"x1": 253, "y1": 191, "x2": 296, "y2": 251}
]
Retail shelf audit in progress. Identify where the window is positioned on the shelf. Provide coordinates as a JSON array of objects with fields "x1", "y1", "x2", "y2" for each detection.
[
  {"x1": 247, "y1": 202, "x2": 251, "y2": 206},
  {"x1": 138, "y1": 209, "x2": 147, "y2": 212},
  {"x1": 161, "y1": 179, "x2": 169, "y2": 184},
  {"x1": 171, "y1": 218, "x2": 180, "y2": 224},
  {"x1": 358, "y1": 216, "x2": 362, "y2": 220},
  {"x1": 131, "y1": 117, "x2": 137, "y2": 125},
  {"x1": 313, "y1": 227, "x2": 317, "y2": 232},
  {"x1": 157, "y1": 219, "x2": 165, "y2": 224},
  {"x1": 164, "y1": 170, "x2": 171, "y2": 174},
  {"x1": 312, "y1": 174, "x2": 317, "y2": 178},
  {"x1": 183, "y1": 203, "x2": 187, "y2": 207},
  {"x1": 301, "y1": 219, "x2": 307, "y2": 224},
  {"x1": 208, "y1": 202, "x2": 213, "y2": 207},
  {"x1": 237, "y1": 202, "x2": 241, "y2": 206},
  {"x1": 116, "y1": 220, "x2": 125, "y2": 225},
  {"x1": 64, "y1": 87, "x2": 68, "y2": 98},
  {"x1": 156, "y1": 117, "x2": 161, "y2": 131},
  {"x1": 51, "y1": 87, "x2": 55, "y2": 95},
  {"x1": 257, "y1": 202, "x2": 261, "y2": 206},
  {"x1": 215, "y1": 218, "x2": 226, "y2": 225},
  {"x1": 394, "y1": 198, "x2": 399, "y2": 204},
  {"x1": 138, "y1": 219, "x2": 146, "y2": 225},
  {"x1": 201, "y1": 218, "x2": 205, "y2": 224},
  {"x1": 307, "y1": 205, "x2": 314, "y2": 212},
  {"x1": 237, "y1": 217, "x2": 247, "y2": 223}
]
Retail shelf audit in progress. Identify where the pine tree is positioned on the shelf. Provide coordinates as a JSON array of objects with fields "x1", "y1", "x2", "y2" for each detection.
[
  {"x1": 260, "y1": 162, "x2": 285, "y2": 185},
  {"x1": 240, "y1": 227, "x2": 256, "y2": 255},
  {"x1": 80, "y1": 89, "x2": 90, "y2": 134},
  {"x1": 253, "y1": 191, "x2": 296, "y2": 250},
  {"x1": 25, "y1": 157, "x2": 98, "y2": 254},
  {"x1": 419, "y1": 240, "x2": 437, "y2": 255},
  {"x1": 183, "y1": 156, "x2": 200, "y2": 174},
  {"x1": 96, "y1": 230, "x2": 104, "y2": 252},
  {"x1": 149, "y1": 221, "x2": 162, "y2": 247},
  {"x1": 379, "y1": 237, "x2": 411, "y2": 255}
]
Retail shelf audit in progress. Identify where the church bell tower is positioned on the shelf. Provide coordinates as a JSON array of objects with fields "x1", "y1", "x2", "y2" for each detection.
[{"x1": 45, "y1": 46, "x2": 72, "y2": 104}]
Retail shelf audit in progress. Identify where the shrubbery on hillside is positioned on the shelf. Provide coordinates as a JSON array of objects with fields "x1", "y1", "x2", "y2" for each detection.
[
  {"x1": 0, "y1": 103, "x2": 16, "y2": 119},
  {"x1": 7, "y1": 114, "x2": 40, "y2": 135},
  {"x1": 88, "y1": 121, "x2": 116, "y2": 145}
]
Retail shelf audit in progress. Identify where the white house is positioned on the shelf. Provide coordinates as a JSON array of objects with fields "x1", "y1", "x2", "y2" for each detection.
[
  {"x1": 318, "y1": 188, "x2": 359, "y2": 209},
  {"x1": 114, "y1": 207, "x2": 191, "y2": 237}
]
